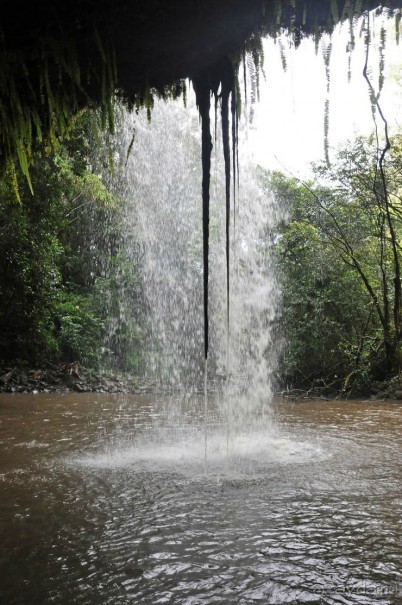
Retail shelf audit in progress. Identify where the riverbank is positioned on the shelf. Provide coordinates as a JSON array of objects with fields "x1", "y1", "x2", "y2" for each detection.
[
  {"x1": 277, "y1": 378, "x2": 402, "y2": 401},
  {"x1": 0, "y1": 363, "x2": 154, "y2": 395},
  {"x1": 1, "y1": 362, "x2": 402, "y2": 400}
]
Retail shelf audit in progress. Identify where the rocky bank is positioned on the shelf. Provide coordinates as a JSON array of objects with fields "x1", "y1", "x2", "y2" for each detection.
[{"x1": 0, "y1": 363, "x2": 157, "y2": 395}]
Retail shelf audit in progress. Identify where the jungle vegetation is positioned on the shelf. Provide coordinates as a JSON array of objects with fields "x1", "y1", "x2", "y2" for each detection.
[
  {"x1": 267, "y1": 133, "x2": 402, "y2": 395},
  {"x1": 0, "y1": 2, "x2": 401, "y2": 394},
  {"x1": 2, "y1": 105, "x2": 402, "y2": 397},
  {"x1": 1, "y1": 1, "x2": 401, "y2": 362},
  {"x1": 0, "y1": 111, "x2": 143, "y2": 372}
]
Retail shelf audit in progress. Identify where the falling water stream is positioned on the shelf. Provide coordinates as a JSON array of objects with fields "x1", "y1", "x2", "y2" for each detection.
[
  {"x1": 114, "y1": 91, "x2": 281, "y2": 459},
  {"x1": 0, "y1": 93, "x2": 401, "y2": 604}
]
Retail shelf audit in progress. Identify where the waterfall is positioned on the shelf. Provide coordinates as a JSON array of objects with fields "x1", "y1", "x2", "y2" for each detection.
[{"x1": 111, "y1": 88, "x2": 282, "y2": 453}]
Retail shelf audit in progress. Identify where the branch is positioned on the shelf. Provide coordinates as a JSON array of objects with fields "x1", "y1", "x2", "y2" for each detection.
[{"x1": 362, "y1": 11, "x2": 401, "y2": 343}]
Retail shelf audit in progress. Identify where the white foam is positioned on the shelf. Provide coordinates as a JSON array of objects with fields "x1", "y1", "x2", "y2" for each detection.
[{"x1": 70, "y1": 428, "x2": 326, "y2": 472}]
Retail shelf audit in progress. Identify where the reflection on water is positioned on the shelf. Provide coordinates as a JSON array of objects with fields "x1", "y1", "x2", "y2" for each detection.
[{"x1": 0, "y1": 393, "x2": 401, "y2": 604}]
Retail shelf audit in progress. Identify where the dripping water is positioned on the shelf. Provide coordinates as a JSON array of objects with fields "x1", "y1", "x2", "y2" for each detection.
[{"x1": 204, "y1": 356, "x2": 208, "y2": 471}]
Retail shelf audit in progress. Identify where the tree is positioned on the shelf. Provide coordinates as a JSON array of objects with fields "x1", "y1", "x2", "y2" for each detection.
[
  {"x1": 0, "y1": 110, "x2": 143, "y2": 369},
  {"x1": 268, "y1": 134, "x2": 402, "y2": 393}
]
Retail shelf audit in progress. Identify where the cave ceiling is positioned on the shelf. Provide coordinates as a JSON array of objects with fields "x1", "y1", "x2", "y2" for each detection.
[{"x1": 2, "y1": 1, "x2": 401, "y2": 119}]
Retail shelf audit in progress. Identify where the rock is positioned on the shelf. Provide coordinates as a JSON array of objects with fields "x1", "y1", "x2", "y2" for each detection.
[
  {"x1": 0, "y1": 363, "x2": 156, "y2": 395},
  {"x1": 73, "y1": 383, "x2": 86, "y2": 392},
  {"x1": 0, "y1": 370, "x2": 13, "y2": 384}
]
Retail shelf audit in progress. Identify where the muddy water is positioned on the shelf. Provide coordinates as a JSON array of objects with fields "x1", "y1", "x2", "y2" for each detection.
[{"x1": 0, "y1": 393, "x2": 401, "y2": 604}]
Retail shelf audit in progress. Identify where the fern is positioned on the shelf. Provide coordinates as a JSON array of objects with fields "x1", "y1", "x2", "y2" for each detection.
[{"x1": 6, "y1": 160, "x2": 21, "y2": 203}]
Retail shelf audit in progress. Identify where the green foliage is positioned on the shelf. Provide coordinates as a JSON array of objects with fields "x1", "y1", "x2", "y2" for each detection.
[
  {"x1": 0, "y1": 26, "x2": 117, "y2": 195},
  {"x1": 0, "y1": 158, "x2": 64, "y2": 361},
  {"x1": 54, "y1": 291, "x2": 104, "y2": 366},
  {"x1": 0, "y1": 109, "x2": 142, "y2": 370},
  {"x1": 92, "y1": 254, "x2": 144, "y2": 373},
  {"x1": 269, "y1": 172, "x2": 372, "y2": 390},
  {"x1": 267, "y1": 133, "x2": 402, "y2": 393}
]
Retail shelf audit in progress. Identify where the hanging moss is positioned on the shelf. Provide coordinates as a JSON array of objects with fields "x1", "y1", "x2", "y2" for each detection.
[
  {"x1": 0, "y1": 26, "x2": 117, "y2": 199},
  {"x1": 1, "y1": 0, "x2": 400, "y2": 186},
  {"x1": 322, "y1": 39, "x2": 333, "y2": 165}
]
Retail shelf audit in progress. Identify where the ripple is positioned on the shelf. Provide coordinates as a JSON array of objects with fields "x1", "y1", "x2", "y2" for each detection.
[{"x1": 1, "y1": 395, "x2": 401, "y2": 605}]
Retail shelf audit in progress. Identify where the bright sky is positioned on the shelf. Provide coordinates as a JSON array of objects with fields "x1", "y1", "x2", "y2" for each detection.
[{"x1": 245, "y1": 11, "x2": 402, "y2": 178}]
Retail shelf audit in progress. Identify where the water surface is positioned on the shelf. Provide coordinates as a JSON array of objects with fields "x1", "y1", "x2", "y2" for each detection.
[{"x1": 0, "y1": 393, "x2": 401, "y2": 604}]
